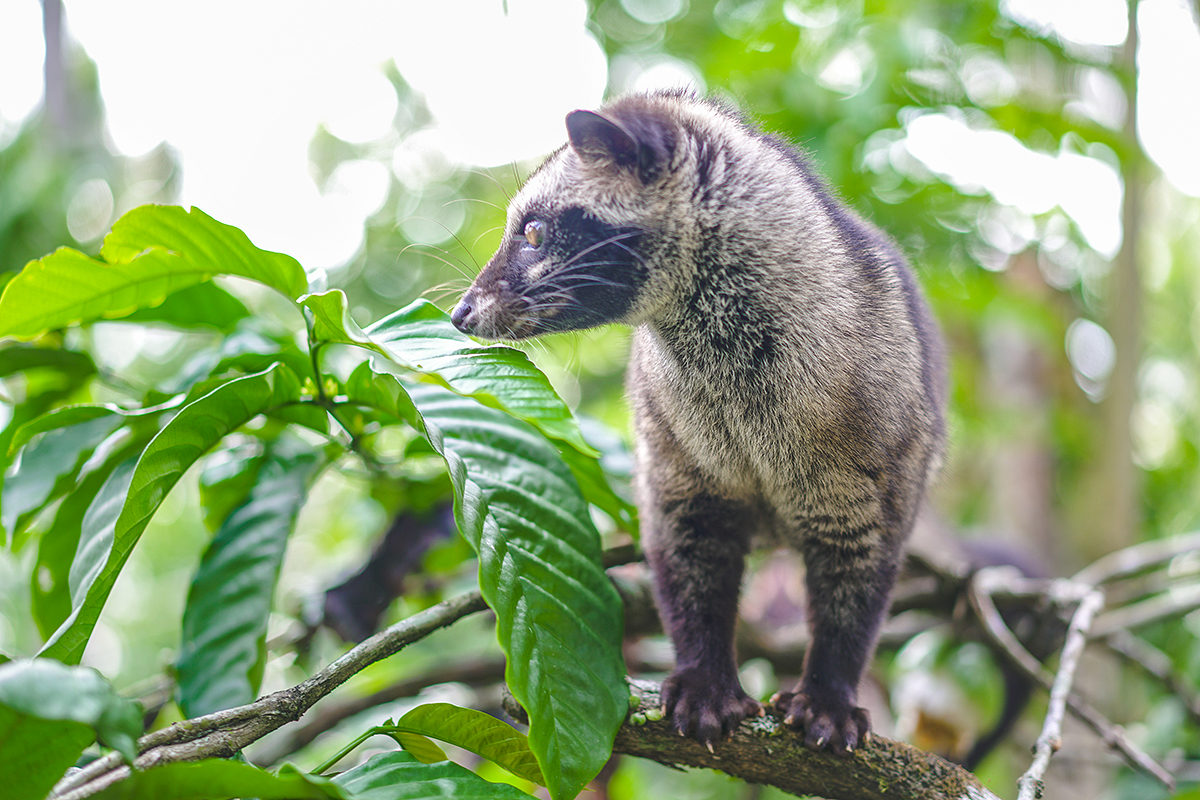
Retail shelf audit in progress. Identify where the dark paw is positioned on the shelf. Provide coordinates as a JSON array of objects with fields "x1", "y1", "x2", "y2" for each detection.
[
  {"x1": 661, "y1": 666, "x2": 764, "y2": 747},
  {"x1": 772, "y1": 691, "x2": 871, "y2": 755}
]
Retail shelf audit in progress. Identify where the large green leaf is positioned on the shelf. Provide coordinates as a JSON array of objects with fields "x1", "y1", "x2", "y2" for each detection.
[
  {"x1": 31, "y1": 440, "x2": 145, "y2": 638},
  {"x1": 333, "y1": 751, "x2": 536, "y2": 800},
  {"x1": 176, "y1": 436, "x2": 324, "y2": 718},
  {"x1": 364, "y1": 299, "x2": 635, "y2": 531},
  {"x1": 390, "y1": 703, "x2": 544, "y2": 786},
  {"x1": 341, "y1": 367, "x2": 626, "y2": 800},
  {"x1": 197, "y1": 439, "x2": 267, "y2": 531},
  {"x1": 411, "y1": 385, "x2": 627, "y2": 800},
  {"x1": 0, "y1": 205, "x2": 309, "y2": 340},
  {"x1": 92, "y1": 760, "x2": 347, "y2": 800},
  {"x1": 1, "y1": 413, "x2": 122, "y2": 537},
  {"x1": 366, "y1": 299, "x2": 593, "y2": 455},
  {"x1": 0, "y1": 344, "x2": 95, "y2": 381},
  {"x1": 0, "y1": 659, "x2": 142, "y2": 800},
  {"x1": 38, "y1": 364, "x2": 304, "y2": 664},
  {"x1": 6, "y1": 395, "x2": 182, "y2": 456},
  {"x1": 117, "y1": 279, "x2": 251, "y2": 331}
]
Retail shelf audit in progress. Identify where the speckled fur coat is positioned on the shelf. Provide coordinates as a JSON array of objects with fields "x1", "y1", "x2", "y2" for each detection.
[{"x1": 452, "y1": 90, "x2": 946, "y2": 753}]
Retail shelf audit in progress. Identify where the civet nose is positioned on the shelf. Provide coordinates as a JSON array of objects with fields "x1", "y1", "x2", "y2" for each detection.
[{"x1": 450, "y1": 296, "x2": 474, "y2": 334}]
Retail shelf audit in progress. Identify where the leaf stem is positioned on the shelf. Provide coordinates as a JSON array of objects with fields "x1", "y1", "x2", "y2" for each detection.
[
  {"x1": 303, "y1": 326, "x2": 388, "y2": 474},
  {"x1": 312, "y1": 727, "x2": 387, "y2": 775}
]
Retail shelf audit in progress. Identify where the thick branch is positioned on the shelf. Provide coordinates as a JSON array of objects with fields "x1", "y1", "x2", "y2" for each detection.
[{"x1": 609, "y1": 681, "x2": 1000, "y2": 800}]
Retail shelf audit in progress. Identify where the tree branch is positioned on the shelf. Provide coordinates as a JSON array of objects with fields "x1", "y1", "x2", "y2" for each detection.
[
  {"x1": 1072, "y1": 530, "x2": 1200, "y2": 586},
  {"x1": 250, "y1": 656, "x2": 507, "y2": 766},
  {"x1": 968, "y1": 569, "x2": 1175, "y2": 791},
  {"x1": 49, "y1": 532, "x2": 1200, "y2": 799},
  {"x1": 609, "y1": 680, "x2": 1000, "y2": 800},
  {"x1": 1105, "y1": 631, "x2": 1200, "y2": 727},
  {"x1": 50, "y1": 591, "x2": 488, "y2": 799},
  {"x1": 1089, "y1": 584, "x2": 1200, "y2": 637},
  {"x1": 1016, "y1": 585, "x2": 1105, "y2": 800}
]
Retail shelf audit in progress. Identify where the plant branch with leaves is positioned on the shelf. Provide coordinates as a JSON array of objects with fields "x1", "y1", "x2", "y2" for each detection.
[{"x1": 2, "y1": 206, "x2": 1199, "y2": 800}]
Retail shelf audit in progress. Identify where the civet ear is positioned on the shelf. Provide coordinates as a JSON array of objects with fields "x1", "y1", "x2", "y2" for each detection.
[
  {"x1": 566, "y1": 108, "x2": 673, "y2": 183},
  {"x1": 566, "y1": 110, "x2": 638, "y2": 170}
]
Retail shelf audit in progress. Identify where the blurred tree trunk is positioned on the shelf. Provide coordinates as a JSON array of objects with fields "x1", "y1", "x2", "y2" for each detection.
[
  {"x1": 1086, "y1": 0, "x2": 1143, "y2": 559},
  {"x1": 43, "y1": 0, "x2": 71, "y2": 146},
  {"x1": 981, "y1": 265, "x2": 1060, "y2": 566}
]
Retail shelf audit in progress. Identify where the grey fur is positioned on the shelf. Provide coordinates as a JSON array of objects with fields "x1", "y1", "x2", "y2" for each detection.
[{"x1": 452, "y1": 91, "x2": 946, "y2": 752}]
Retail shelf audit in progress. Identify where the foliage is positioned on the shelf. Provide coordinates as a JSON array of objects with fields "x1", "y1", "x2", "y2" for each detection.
[
  {"x1": 0, "y1": 659, "x2": 142, "y2": 800},
  {"x1": 2, "y1": 1, "x2": 1200, "y2": 799},
  {"x1": 0, "y1": 204, "x2": 629, "y2": 800}
]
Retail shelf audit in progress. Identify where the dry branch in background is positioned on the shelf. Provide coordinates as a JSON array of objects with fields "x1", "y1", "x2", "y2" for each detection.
[{"x1": 1015, "y1": 585, "x2": 1106, "y2": 800}]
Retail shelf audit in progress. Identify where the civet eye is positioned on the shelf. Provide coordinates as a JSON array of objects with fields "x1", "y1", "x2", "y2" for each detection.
[{"x1": 524, "y1": 220, "x2": 544, "y2": 247}]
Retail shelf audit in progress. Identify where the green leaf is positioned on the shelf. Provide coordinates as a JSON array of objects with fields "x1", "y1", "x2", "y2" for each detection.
[
  {"x1": 390, "y1": 703, "x2": 544, "y2": 786},
  {"x1": 9, "y1": 395, "x2": 184, "y2": 455},
  {"x1": 411, "y1": 386, "x2": 626, "y2": 800},
  {"x1": 163, "y1": 323, "x2": 313, "y2": 396},
  {"x1": 558, "y1": 445, "x2": 638, "y2": 532},
  {"x1": 0, "y1": 659, "x2": 143, "y2": 800},
  {"x1": 39, "y1": 364, "x2": 304, "y2": 664},
  {"x1": 0, "y1": 351, "x2": 99, "y2": 542},
  {"x1": 176, "y1": 436, "x2": 324, "y2": 718},
  {"x1": 31, "y1": 441, "x2": 144, "y2": 638},
  {"x1": 269, "y1": 398, "x2": 331, "y2": 435},
  {"x1": 117, "y1": 279, "x2": 251, "y2": 331},
  {"x1": 197, "y1": 439, "x2": 267, "y2": 531},
  {"x1": 342, "y1": 368, "x2": 626, "y2": 800},
  {"x1": 91, "y1": 760, "x2": 348, "y2": 800},
  {"x1": 100, "y1": 206, "x2": 309, "y2": 296},
  {"x1": 334, "y1": 751, "x2": 536, "y2": 800},
  {"x1": 366, "y1": 299, "x2": 636, "y2": 530},
  {"x1": 301, "y1": 289, "x2": 389, "y2": 357},
  {"x1": 0, "y1": 205, "x2": 309, "y2": 340},
  {"x1": 391, "y1": 731, "x2": 449, "y2": 764},
  {"x1": 0, "y1": 344, "x2": 95, "y2": 381},
  {"x1": 366, "y1": 299, "x2": 594, "y2": 455},
  {"x1": 2, "y1": 413, "x2": 122, "y2": 537},
  {"x1": 343, "y1": 361, "x2": 421, "y2": 424}
]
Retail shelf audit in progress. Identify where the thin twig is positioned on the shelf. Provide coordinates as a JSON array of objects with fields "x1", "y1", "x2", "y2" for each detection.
[
  {"x1": 1072, "y1": 530, "x2": 1200, "y2": 586},
  {"x1": 251, "y1": 657, "x2": 507, "y2": 766},
  {"x1": 968, "y1": 570, "x2": 1064, "y2": 688},
  {"x1": 969, "y1": 569, "x2": 1175, "y2": 790},
  {"x1": 1016, "y1": 586, "x2": 1105, "y2": 800},
  {"x1": 50, "y1": 591, "x2": 488, "y2": 799},
  {"x1": 1089, "y1": 584, "x2": 1200, "y2": 637}
]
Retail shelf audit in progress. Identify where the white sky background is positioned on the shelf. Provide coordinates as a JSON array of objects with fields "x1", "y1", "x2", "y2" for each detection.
[
  {"x1": 0, "y1": 0, "x2": 608, "y2": 271},
  {"x1": 0, "y1": 0, "x2": 1197, "y2": 273}
]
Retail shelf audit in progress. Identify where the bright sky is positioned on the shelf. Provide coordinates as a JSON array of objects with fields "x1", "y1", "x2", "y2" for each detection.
[
  {"x1": 0, "y1": 0, "x2": 607, "y2": 272},
  {"x1": 0, "y1": 0, "x2": 1197, "y2": 273}
]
